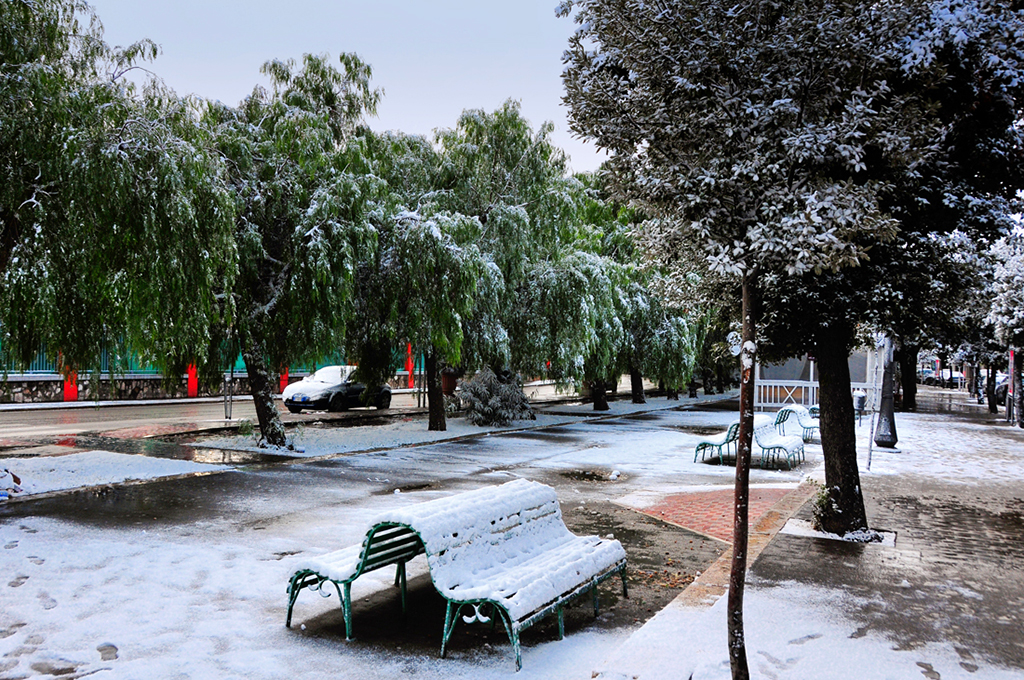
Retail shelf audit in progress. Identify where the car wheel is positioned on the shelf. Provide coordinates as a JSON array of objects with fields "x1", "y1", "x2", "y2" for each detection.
[
  {"x1": 376, "y1": 391, "x2": 392, "y2": 410},
  {"x1": 286, "y1": 405, "x2": 302, "y2": 414},
  {"x1": 329, "y1": 392, "x2": 348, "y2": 412}
]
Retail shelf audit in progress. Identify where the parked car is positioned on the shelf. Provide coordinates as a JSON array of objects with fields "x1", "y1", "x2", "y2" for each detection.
[{"x1": 282, "y1": 365, "x2": 392, "y2": 413}]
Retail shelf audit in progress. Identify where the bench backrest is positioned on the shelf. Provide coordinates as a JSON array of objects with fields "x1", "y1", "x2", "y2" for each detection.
[
  {"x1": 357, "y1": 523, "x2": 425, "y2": 577},
  {"x1": 369, "y1": 479, "x2": 574, "y2": 593}
]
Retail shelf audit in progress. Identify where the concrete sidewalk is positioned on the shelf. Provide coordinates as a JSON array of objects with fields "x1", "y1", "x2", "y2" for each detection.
[{"x1": 595, "y1": 399, "x2": 1024, "y2": 679}]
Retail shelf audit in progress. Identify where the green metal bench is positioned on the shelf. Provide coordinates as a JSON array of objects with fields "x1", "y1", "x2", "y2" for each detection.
[
  {"x1": 694, "y1": 421, "x2": 740, "y2": 464},
  {"x1": 754, "y1": 414, "x2": 804, "y2": 469},
  {"x1": 286, "y1": 479, "x2": 628, "y2": 671},
  {"x1": 775, "y1": 404, "x2": 819, "y2": 442}
]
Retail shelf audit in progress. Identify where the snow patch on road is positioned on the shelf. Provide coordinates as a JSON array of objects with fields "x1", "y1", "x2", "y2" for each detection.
[{"x1": 0, "y1": 451, "x2": 226, "y2": 496}]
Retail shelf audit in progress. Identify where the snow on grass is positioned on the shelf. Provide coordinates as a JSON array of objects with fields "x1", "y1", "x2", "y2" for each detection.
[
  {"x1": 0, "y1": 492, "x2": 632, "y2": 680},
  {"x1": 0, "y1": 451, "x2": 227, "y2": 497}
]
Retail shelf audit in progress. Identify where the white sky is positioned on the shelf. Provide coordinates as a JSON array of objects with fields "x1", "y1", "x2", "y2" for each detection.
[{"x1": 87, "y1": 0, "x2": 607, "y2": 173}]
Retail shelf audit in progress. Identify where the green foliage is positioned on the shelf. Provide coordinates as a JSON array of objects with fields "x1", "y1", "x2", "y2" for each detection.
[{"x1": 1, "y1": 0, "x2": 235, "y2": 377}]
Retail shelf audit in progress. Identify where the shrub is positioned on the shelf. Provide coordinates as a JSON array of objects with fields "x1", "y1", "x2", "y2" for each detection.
[{"x1": 461, "y1": 368, "x2": 535, "y2": 427}]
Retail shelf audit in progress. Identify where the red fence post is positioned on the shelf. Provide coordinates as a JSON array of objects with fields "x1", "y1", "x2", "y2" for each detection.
[
  {"x1": 187, "y1": 364, "x2": 198, "y2": 398},
  {"x1": 63, "y1": 371, "x2": 78, "y2": 402},
  {"x1": 279, "y1": 366, "x2": 289, "y2": 394},
  {"x1": 406, "y1": 344, "x2": 414, "y2": 389}
]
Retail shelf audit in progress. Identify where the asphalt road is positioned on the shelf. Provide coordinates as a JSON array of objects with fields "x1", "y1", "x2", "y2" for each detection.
[{"x1": 0, "y1": 394, "x2": 431, "y2": 440}]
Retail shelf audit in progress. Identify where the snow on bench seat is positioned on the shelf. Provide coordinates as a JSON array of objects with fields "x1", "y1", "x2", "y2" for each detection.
[{"x1": 286, "y1": 479, "x2": 627, "y2": 671}]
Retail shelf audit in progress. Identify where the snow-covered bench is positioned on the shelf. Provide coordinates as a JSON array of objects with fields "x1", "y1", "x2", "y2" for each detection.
[
  {"x1": 286, "y1": 479, "x2": 628, "y2": 670},
  {"x1": 694, "y1": 421, "x2": 740, "y2": 465},
  {"x1": 754, "y1": 414, "x2": 804, "y2": 469},
  {"x1": 776, "y1": 404, "x2": 819, "y2": 442}
]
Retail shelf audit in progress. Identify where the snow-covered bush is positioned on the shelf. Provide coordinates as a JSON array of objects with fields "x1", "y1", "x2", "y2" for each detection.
[{"x1": 461, "y1": 368, "x2": 535, "y2": 427}]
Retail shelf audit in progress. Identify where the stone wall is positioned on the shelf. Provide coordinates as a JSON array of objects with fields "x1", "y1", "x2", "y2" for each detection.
[{"x1": 1, "y1": 375, "x2": 256, "y2": 404}]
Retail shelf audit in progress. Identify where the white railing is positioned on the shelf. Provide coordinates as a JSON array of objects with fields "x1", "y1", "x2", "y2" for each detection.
[{"x1": 755, "y1": 380, "x2": 879, "y2": 411}]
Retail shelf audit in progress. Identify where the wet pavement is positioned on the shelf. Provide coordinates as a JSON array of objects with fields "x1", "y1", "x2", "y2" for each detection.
[{"x1": 747, "y1": 388, "x2": 1024, "y2": 674}]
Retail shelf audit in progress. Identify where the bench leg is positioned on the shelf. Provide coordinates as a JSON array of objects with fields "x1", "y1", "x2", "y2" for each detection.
[
  {"x1": 620, "y1": 564, "x2": 629, "y2": 598},
  {"x1": 441, "y1": 601, "x2": 457, "y2": 659},
  {"x1": 556, "y1": 605, "x2": 565, "y2": 640},
  {"x1": 592, "y1": 578, "x2": 600, "y2": 616},
  {"x1": 395, "y1": 561, "x2": 408, "y2": 614},
  {"x1": 343, "y1": 582, "x2": 353, "y2": 641},
  {"x1": 285, "y1": 573, "x2": 303, "y2": 628}
]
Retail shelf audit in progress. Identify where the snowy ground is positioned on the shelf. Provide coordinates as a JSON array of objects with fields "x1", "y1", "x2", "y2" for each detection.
[{"x1": 2, "y1": 395, "x2": 1022, "y2": 679}]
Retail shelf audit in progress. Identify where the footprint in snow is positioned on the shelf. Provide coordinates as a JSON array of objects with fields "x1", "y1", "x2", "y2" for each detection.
[
  {"x1": 27, "y1": 556, "x2": 44, "y2": 565},
  {"x1": 37, "y1": 592, "x2": 57, "y2": 610},
  {"x1": 4, "y1": 541, "x2": 18, "y2": 549},
  {"x1": 0, "y1": 622, "x2": 26, "y2": 639},
  {"x1": 8, "y1": 574, "x2": 29, "y2": 588},
  {"x1": 20, "y1": 525, "x2": 38, "y2": 534}
]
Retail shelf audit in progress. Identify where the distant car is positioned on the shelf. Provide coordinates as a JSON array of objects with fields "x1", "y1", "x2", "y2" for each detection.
[{"x1": 282, "y1": 365, "x2": 392, "y2": 414}]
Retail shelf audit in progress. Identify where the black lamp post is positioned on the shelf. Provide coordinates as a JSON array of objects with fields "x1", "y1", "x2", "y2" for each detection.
[{"x1": 874, "y1": 335, "x2": 899, "y2": 450}]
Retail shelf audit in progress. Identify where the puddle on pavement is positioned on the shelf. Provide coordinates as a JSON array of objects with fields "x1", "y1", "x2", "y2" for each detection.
[
  {"x1": 371, "y1": 481, "x2": 438, "y2": 496},
  {"x1": 504, "y1": 430, "x2": 580, "y2": 444},
  {"x1": 560, "y1": 468, "x2": 618, "y2": 483},
  {"x1": 671, "y1": 424, "x2": 731, "y2": 436},
  {"x1": 27, "y1": 434, "x2": 297, "y2": 465},
  {"x1": 692, "y1": 398, "x2": 740, "y2": 411}
]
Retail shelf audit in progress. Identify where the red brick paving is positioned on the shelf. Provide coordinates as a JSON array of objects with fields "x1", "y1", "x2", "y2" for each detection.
[{"x1": 640, "y1": 487, "x2": 793, "y2": 543}]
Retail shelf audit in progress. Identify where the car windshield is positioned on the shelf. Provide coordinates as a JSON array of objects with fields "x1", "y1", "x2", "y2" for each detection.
[{"x1": 309, "y1": 366, "x2": 353, "y2": 384}]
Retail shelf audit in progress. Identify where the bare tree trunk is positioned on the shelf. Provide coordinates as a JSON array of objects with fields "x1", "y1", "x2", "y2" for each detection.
[
  {"x1": 815, "y1": 324, "x2": 869, "y2": 534},
  {"x1": 592, "y1": 380, "x2": 610, "y2": 411},
  {"x1": 241, "y1": 338, "x2": 286, "y2": 447},
  {"x1": 629, "y1": 363, "x2": 646, "y2": 404},
  {"x1": 425, "y1": 351, "x2": 446, "y2": 431},
  {"x1": 986, "y1": 363, "x2": 998, "y2": 414},
  {"x1": 896, "y1": 343, "x2": 918, "y2": 412},
  {"x1": 728, "y1": 273, "x2": 755, "y2": 680}
]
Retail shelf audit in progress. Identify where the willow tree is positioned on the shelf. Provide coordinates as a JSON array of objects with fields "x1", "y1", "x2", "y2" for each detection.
[
  {"x1": 206, "y1": 54, "x2": 382, "y2": 446},
  {"x1": 560, "y1": 1, "x2": 948, "y2": 676},
  {"x1": 1, "y1": 0, "x2": 235, "y2": 381}
]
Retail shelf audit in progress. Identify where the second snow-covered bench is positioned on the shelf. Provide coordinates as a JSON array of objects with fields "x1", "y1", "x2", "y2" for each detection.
[
  {"x1": 286, "y1": 479, "x2": 628, "y2": 670},
  {"x1": 754, "y1": 414, "x2": 804, "y2": 469}
]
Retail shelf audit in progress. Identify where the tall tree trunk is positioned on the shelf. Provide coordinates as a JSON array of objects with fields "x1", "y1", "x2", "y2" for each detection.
[
  {"x1": 986, "y1": 362, "x2": 998, "y2": 414},
  {"x1": 703, "y1": 366, "x2": 716, "y2": 395},
  {"x1": 629, "y1": 363, "x2": 646, "y2": 404},
  {"x1": 716, "y1": 361, "x2": 726, "y2": 394},
  {"x1": 592, "y1": 380, "x2": 610, "y2": 411},
  {"x1": 728, "y1": 273, "x2": 755, "y2": 680},
  {"x1": 425, "y1": 351, "x2": 446, "y2": 431},
  {"x1": 241, "y1": 337, "x2": 286, "y2": 447},
  {"x1": 896, "y1": 343, "x2": 918, "y2": 412},
  {"x1": 815, "y1": 324, "x2": 869, "y2": 534}
]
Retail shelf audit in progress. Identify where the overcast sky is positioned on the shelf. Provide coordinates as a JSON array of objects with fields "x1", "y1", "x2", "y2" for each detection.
[{"x1": 88, "y1": 0, "x2": 607, "y2": 173}]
